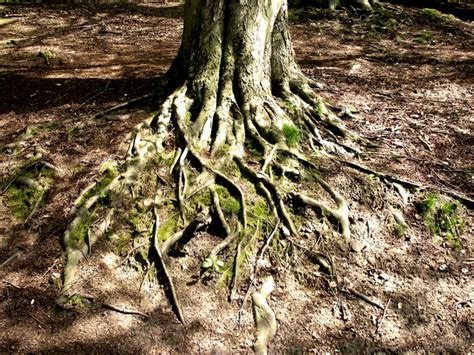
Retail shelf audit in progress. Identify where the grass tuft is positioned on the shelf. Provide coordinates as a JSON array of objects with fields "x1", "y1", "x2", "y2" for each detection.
[{"x1": 282, "y1": 123, "x2": 301, "y2": 146}]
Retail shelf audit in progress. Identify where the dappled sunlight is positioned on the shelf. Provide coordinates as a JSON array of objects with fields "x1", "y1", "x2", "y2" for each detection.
[{"x1": 0, "y1": 1, "x2": 472, "y2": 353}]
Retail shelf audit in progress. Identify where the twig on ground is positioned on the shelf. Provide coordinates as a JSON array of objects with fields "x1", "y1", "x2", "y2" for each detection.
[
  {"x1": 24, "y1": 187, "x2": 47, "y2": 225},
  {"x1": 376, "y1": 298, "x2": 391, "y2": 334},
  {"x1": 239, "y1": 221, "x2": 280, "y2": 324},
  {"x1": 40, "y1": 259, "x2": 59, "y2": 280},
  {"x1": 2, "y1": 280, "x2": 22, "y2": 289},
  {"x1": 102, "y1": 303, "x2": 150, "y2": 319},
  {"x1": 417, "y1": 135, "x2": 432, "y2": 151},
  {"x1": 345, "y1": 287, "x2": 385, "y2": 310},
  {"x1": 338, "y1": 158, "x2": 474, "y2": 208},
  {"x1": 80, "y1": 80, "x2": 110, "y2": 106},
  {"x1": 0, "y1": 253, "x2": 20, "y2": 269}
]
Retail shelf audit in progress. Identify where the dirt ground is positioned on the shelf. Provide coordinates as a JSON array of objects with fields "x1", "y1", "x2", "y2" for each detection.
[{"x1": 0, "y1": 2, "x2": 473, "y2": 353}]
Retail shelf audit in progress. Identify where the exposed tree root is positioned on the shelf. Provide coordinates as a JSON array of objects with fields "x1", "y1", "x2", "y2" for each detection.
[
  {"x1": 58, "y1": 79, "x2": 404, "y2": 323},
  {"x1": 252, "y1": 276, "x2": 277, "y2": 355},
  {"x1": 153, "y1": 200, "x2": 186, "y2": 324},
  {"x1": 337, "y1": 158, "x2": 474, "y2": 208},
  {"x1": 55, "y1": 11, "x2": 471, "y2": 347}
]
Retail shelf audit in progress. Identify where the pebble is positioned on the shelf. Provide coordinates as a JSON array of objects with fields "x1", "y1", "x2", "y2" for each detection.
[{"x1": 350, "y1": 240, "x2": 365, "y2": 253}]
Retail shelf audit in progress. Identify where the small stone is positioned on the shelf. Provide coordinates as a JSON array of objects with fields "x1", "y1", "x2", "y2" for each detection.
[
  {"x1": 350, "y1": 240, "x2": 365, "y2": 253},
  {"x1": 379, "y1": 272, "x2": 389, "y2": 281},
  {"x1": 439, "y1": 264, "x2": 448, "y2": 271},
  {"x1": 337, "y1": 240, "x2": 350, "y2": 252}
]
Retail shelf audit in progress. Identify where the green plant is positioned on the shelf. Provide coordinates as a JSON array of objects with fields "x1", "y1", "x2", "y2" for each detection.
[
  {"x1": 419, "y1": 193, "x2": 464, "y2": 247},
  {"x1": 202, "y1": 255, "x2": 225, "y2": 272},
  {"x1": 415, "y1": 31, "x2": 435, "y2": 44},
  {"x1": 394, "y1": 222, "x2": 407, "y2": 238},
  {"x1": 282, "y1": 123, "x2": 301, "y2": 146}
]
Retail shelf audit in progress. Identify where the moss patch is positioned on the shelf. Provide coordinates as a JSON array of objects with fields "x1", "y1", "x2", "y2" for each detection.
[
  {"x1": 8, "y1": 184, "x2": 41, "y2": 219},
  {"x1": 282, "y1": 123, "x2": 301, "y2": 146},
  {"x1": 415, "y1": 30, "x2": 435, "y2": 44},
  {"x1": 215, "y1": 186, "x2": 240, "y2": 216},
  {"x1": 419, "y1": 193, "x2": 465, "y2": 247},
  {"x1": 68, "y1": 213, "x2": 95, "y2": 250},
  {"x1": 157, "y1": 213, "x2": 179, "y2": 242}
]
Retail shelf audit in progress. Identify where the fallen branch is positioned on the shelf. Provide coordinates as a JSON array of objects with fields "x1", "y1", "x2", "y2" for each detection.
[
  {"x1": 2, "y1": 280, "x2": 22, "y2": 289},
  {"x1": 24, "y1": 187, "x2": 47, "y2": 225}
]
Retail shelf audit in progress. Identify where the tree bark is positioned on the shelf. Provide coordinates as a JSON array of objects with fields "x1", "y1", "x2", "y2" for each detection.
[{"x1": 165, "y1": 0, "x2": 310, "y2": 157}]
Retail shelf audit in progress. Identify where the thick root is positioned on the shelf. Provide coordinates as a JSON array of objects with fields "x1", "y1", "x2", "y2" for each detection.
[{"x1": 252, "y1": 276, "x2": 277, "y2": 355}]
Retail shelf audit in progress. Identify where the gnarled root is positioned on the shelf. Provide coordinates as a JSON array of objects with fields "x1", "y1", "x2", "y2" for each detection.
[{"x1": 59, "y1": 69, "x2": 400, "y2": 342}]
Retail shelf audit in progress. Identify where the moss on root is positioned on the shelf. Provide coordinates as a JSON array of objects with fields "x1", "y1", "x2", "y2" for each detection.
[
  {"x1": 7, "y1": 184, "x2": 41, "y2": 219},
  {"x1": 5, "y1": 162, "x2": 54, "y2": 220}
]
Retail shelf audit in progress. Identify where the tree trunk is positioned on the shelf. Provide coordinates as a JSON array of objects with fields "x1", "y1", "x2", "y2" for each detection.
[{"x1": 165, "y1": 0, "x2": 310, "y2": 157}]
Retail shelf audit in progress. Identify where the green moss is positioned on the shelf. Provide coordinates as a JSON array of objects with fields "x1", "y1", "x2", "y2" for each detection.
[
  {"x1": 316, "y1": 100, "x2": 328, "y2": 117},
  {"x1": 76, "y1": 166, "x2": 118, "y2": 207},
  {"x1": 68, "y1": 213, "x2": 94, "y2": 249},
  {"x1": 115, "y1": 233, "x2": 131, "y2": 255},
  {"x1": 63, "y1": 294, "x2": 91, "y2": 309},
  {"x1": 38, "y1": 50, "x2": 56, "y2": 65},
  {"x1": 158, "y1": 213, "x2": 179, "y2": 242},
  {"x1": 421, "y1": 8, "x2": 454, "y2": 23},
  {"x1": 248, "y1": 197, "x2": 269, "y2": 228},
  {"x1": 282, "y1": 123, "x2": 301, "y2": 146},
  {"x1": 419, "y1": 193, "x2": 465, "y2": 247},
  {"x1": 194, "y1": 190, "x2": 212, "y2": 207},
  {"x1": 215, "y1": 186, "x2": 240, "y2": 215},
  {"x1": 25, "y1": 121, "x2": 61, "y2": 138},
  {"x1": 285, "y1": 100, "x2": 298, "y2": 115},
  {"x1": 415, "y1": 30, "x2": 435, "y2": 44},
  {"x1": 128, "y1": 205, "x2": 153, "y2": 234},
  {"x1": 8, "y1": 184, "x2": 40, "y2": 218}
]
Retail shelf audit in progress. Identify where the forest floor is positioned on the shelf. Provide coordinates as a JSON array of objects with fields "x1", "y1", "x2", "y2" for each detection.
[{"x1": 0, "y1": 2, "x2": 473, "y2": 353}]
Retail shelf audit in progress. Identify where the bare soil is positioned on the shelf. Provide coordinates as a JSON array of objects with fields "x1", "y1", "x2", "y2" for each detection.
[{"x1": 0, "y1": 2, "x2": 472, "y2": 353}]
